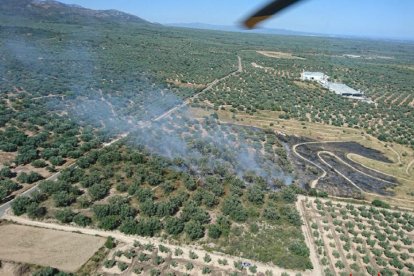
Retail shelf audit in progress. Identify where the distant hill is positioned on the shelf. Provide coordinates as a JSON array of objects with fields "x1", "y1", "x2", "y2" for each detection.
[
  {"x1": 0, "y1": 0, "x2": 151, "y2": 25},
  {"x1": 167, "y1": 22, "x2": 319, "y2": 37}
]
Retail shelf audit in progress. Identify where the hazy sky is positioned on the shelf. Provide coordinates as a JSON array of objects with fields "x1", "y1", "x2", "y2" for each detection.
[{"x1": 59, "y1": 0, "x2": 414, "y2": 40}]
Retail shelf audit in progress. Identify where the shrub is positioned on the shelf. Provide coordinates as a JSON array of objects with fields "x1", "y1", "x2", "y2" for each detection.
[
  {"x1": 372, "y1": 199, "x2": 390, "y2": 209},
  {"x1": 138, "y1": 253, "x2": 150, "y2": 262},
  {"x1": 218, "y1": 259, "x2": 228, "y2": 266},
  {"x1": 55, "y1": 208, "x2": 76, "y2": 223},
  {"x1": 26, "y1": 202, "x2": 46, "y2": 219},
  {"x1": 104, "y1": 259, "x2": 116, "y2": 268},
  {"x1": 73, "y1": 213, "x2": 92, "y2": 227},
  {"x1": 88, "y1": 183, "x2": 109, "y2": 201},
  {"x1": 105, "y1": 236, "x2": 116, "y2": 249},
  {"x1": 202, "y1": 267, "x2": 212, "y2": 274},
  {"x1": 153, "y1": 256, "x2": 164, "y2": 265},
  {"x1": 117, "y1": 262, "x2": 128, "y2": 271},
  {"x1": 203, "y1": 253, "x2": 211, "y2": 263},
  {"x1": 185, "y1": 262, "x2": 194, "y2": 271},
  {"x1": 189, "y1": 251, "x2": 198, "y2": 259},
  {"x1": 234, "y1": 261, "x2": 243, "y2": 271},
  {"x1": 174, "y1": 248, "x2": 183, "y2": 256},
  {"x1": 165, "y1": 217, "x2": 184, "y2": 235},
  {"x1": 289, "y1": 241, "x2": 310, "y2": 257}
]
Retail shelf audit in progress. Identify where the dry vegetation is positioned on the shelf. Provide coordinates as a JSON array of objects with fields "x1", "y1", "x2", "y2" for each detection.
[
  {"x1": 257, "y1": 51, "x2": 306, "y2": 60},
  {"x1": 0, "y1": 223, "x2": 105, "y2": 272}
]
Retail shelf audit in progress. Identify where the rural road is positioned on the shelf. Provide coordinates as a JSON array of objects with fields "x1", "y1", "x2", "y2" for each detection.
[{"x1": 152, "y1": 56, "x2": 242, "y2": 122}]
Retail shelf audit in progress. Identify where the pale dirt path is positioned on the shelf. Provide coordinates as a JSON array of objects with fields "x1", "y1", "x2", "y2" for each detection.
[
  {"x1": 152, "y1": 56, "x2": 242, "y2": 122},
  {"x1": 3, "y1": 213, "x2": 314, "y2": 276},
  {"x1": 388, "y1": 145, "x2": 402, "y2": 165},
  {"x1": 406, "y1": 159, "x2": 414, "y2": 176},
  {"x1": 347, "y1": 153, "x2": 414, "y2": 183},
  {"x1": 292, "y1": 142, "x2": 327, "y2": 188},
  {"x1": 32, "y1": 94, "x2": 64, "y2": 101},
  {"x1": 317, "y1": 151, "x2": 414, "y2": 205},
  {"x1": 98, "y1": 89, "x2": 117, "y2": 117},
  {"x1": 318, "y1": 151, "x2": 395, "y2": 185},
  {"x1": 296, "y1": 196, "x2": 324, "y2": 275},
  {"x1": 398, "y1": 94, "x2": 411, "y2": 106},
  {"x1": 293, "y1": 141, "x2": 414, "y2": 208}
]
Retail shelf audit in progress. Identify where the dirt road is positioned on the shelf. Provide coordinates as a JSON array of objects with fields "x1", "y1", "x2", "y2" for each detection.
[
  {"x1": 4, "y1": 213, "x2": 314, "y2": 276},
  {"x1": 152, "y1": 56, "x2": 242, "y2": 122}
]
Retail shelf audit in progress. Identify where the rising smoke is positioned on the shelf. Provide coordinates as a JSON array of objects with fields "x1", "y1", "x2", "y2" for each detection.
[{"x1": 3, "y1": 33, "x2": 293, "y2": 186}]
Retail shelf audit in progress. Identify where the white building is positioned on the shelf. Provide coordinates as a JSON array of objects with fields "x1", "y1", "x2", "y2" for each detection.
[
  {"x1": 301, "y1": 71, "x2": 328, "y2": 82},
  {"x1": 324, "y1": 82, "x2": 363, "y2": 97},
  {"x1": 300, "y1": 71, "x2": 373, "y2": 103}
]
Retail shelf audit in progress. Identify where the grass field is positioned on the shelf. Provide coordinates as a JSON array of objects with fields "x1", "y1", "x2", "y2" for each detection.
[{"x1": 0, "y1": 223, "x2": 105, "y2": 272}]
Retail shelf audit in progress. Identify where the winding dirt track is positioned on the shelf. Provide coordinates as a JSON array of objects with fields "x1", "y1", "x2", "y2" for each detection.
[
  {"x1": 292, "y1": 141, "x2": 414, "y2": 206},
  {"x1": 406, "y1": 159, "x2": 414, "y2": 176},
  {"x1": 292, "y1": 142, "x2": 327, "y2": 188}
]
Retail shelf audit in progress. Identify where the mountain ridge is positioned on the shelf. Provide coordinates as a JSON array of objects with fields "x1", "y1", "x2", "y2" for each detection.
[{"x1": 0, "y1": 0, "x2": 150, "y2": 25}]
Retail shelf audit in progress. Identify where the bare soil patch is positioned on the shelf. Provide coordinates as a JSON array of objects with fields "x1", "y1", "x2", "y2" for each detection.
[
  {"x1": 0, "y1": 151, "x2": 17, "y2": 166},
  {"x1": 0, "y1": 224, "x2": 105, "y2": 272},
  {"x1": 166, "y1": 79, "x2": 206, "y2": 89},
  {"x1": 257, "y1": 51, "x2": 305, "y2": 60}
]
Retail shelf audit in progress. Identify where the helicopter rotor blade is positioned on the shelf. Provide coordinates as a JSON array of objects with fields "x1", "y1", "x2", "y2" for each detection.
[{"x1": 244, "y1": 0, "x2": 303, "y2": 29}]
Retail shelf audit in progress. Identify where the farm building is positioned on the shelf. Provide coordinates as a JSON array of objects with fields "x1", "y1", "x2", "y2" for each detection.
[
  {"x1": 301, "y1": 71, "x2": 328, "y2": 82},
  {"x1": 300, "y1": 71, "x2": 373, "y2": 103},
  {"x1": 324, "y1": 82, "x2": 363, "y2": 97}
]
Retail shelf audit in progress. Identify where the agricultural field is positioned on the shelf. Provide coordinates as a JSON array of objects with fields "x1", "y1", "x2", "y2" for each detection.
[
  {"x1": 0, "y1": 222, "x2": 105, "y2": 272},
  {"x1": 299, "y1": 197, "x2": 414, "y2": 276}
]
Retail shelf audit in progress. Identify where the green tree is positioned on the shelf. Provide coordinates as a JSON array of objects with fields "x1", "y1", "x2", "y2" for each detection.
[
  {"x1": 73, "y1": 213, "x2": 92, "y2": 227},
  {"x1": 185, "y1": 220, "x2": 205, "y2": 240},
  {"x1": 11, "y1": 196, "x2": 33, "y2": 215},
  {"x1": 208, "y1": 224, "x2": 222, "y2": 239},
  {"x1": 165, "y1": 217, "x2": 185, "y2": 235},
  {"x1": 55, "y1": 208, "x2": 76, "y2": 223},
  {"x1": 247, "y1": 185, "x2": 265, "y2": 205},
  {"x1": 53, "y1": 191, "x2": 76, "y2": 207},
  {"x1": 88, "y1": 183, "x2": 109, "y2": 201},
  {"x1": 26, "y1": 202, "x2": 46, "y2": 219}
]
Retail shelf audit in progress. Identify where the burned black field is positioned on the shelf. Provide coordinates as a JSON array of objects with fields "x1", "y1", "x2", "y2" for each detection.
[{"x1": 284, "y1": 137, "x2": 398, "y2": 197}]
